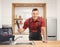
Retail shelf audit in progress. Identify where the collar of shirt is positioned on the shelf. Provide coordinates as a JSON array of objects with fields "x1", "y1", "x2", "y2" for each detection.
[{"x1": 30, "y1": 17, "x2": 40, "y2": 23}]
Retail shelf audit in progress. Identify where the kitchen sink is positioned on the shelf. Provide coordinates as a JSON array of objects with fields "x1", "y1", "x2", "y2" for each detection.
[
  {"x1": 12, "y1": 41, "x2": 34, "y2": 45},
  {"x1": 15, "y1": 42, "x2": 34, "y2": 45}
]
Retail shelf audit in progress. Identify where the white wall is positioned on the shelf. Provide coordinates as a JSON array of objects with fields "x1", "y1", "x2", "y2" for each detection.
[
  {"x1": 2, "y1": 0, "x2": 12, "y2": 25},
  {"x1": 0, "y1": 0, "x2": 2, "y2": 28},
  {"x1": 57, "y1": 0, "x2": 60, "y2": 40},
  {"x1": 12, "y1": 0, "x2": 46, "y2": 3},
  {"x1": 46, "y1": 0, "x2": 57, "y2": 18}
]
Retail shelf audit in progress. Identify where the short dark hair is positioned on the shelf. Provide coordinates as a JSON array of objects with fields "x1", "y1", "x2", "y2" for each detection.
[{"x1": 32, "y1": 8, "x2": 38, "y2": 12}]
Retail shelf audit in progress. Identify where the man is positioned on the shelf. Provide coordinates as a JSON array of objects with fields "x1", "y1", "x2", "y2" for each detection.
[{"x1": 18, "y1": 8, "x2": 47, "y2": 43}]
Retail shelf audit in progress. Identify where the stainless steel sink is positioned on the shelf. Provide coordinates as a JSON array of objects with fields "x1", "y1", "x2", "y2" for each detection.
[
  {"x1": 12, "y1": 41, "x2": 34, "y2": 45},
  {"x1": 15, "y1": 42, "x2": 34, "y2": 45}
]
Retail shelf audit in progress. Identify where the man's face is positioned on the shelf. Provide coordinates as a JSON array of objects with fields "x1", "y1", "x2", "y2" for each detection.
[{"x1": 32, "y1": 11, "x2": 39, "y2": 20}]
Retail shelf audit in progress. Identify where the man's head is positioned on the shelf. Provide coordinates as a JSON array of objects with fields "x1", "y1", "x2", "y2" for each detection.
[{"x1": 32, "y1": 8, "x2": 39, "y2": 21}]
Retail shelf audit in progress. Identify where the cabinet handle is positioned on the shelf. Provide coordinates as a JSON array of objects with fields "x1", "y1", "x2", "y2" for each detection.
[{"x1": 48, "y1": 36, "x2": 56, "y2": 37}]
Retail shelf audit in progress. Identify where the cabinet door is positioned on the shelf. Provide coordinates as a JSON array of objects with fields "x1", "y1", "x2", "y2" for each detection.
[{"x1": 47, "y1": 18, "x2": 57, "y2": 40}]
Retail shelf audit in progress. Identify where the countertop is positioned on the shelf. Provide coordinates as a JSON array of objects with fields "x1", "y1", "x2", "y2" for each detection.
[{"x1": 0, "y1": 41, "x2": 60, "y2": 47}]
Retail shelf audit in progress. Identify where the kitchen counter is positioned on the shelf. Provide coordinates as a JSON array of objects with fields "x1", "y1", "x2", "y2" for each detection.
[{"x1": 0, "y1": 41, "x2": 60, "y2": 47}]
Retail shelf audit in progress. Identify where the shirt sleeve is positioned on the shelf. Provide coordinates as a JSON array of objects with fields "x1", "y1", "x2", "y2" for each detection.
[
  {"x1": 23, "y1": 19, "x2": 29, "y2": 29},
  {"x1": 41, "y1": 17, "x2": 46, "y2": 27}
]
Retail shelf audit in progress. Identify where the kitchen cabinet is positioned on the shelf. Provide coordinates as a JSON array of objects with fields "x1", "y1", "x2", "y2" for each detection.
[{"x1": 47, "y1": 18, "x2": 57, "y2": 40}]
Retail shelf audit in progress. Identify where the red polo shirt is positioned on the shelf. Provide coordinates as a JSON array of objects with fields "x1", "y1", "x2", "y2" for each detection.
[{"x1": 23, "y1": 17, "x2": 46, "y2": 32}]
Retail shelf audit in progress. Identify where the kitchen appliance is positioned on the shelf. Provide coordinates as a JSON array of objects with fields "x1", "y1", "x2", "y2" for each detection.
[
  {"x1": 0, "y1": 25, "x2": 15, "y2": 45},
  {"x1": 47, "y1": 18, "x2": 57, "y2": 40}
]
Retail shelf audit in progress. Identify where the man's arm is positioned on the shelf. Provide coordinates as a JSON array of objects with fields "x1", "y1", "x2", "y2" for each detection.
[
  {"x1": 41, "y1": 27, "x2": 47, "y2": 43},
  {"x1": 40, "y1": 17, "x2": 47, "y2": 43},
  {"x1": 18, "y1": 19, "x2": 29, "y2": 33}
]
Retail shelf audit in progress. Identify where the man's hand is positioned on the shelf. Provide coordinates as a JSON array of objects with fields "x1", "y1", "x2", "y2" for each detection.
[
  {"x1": 18, "y1": 28, "x2": 25, "y2": 33},
  {"x1": 42, "y1": 40, "x2": 47, "y2": 43},
  {"x1": 41, "y1": 27, "x2": 47, "y2": 43},
  {"x1": 18, "y1": 28, "x2": 21, "y2": 33}
]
